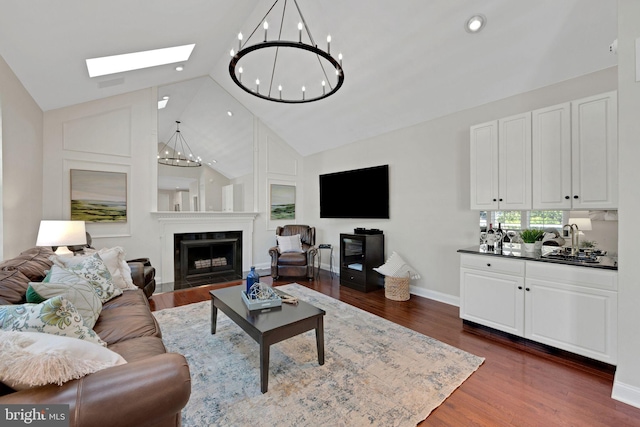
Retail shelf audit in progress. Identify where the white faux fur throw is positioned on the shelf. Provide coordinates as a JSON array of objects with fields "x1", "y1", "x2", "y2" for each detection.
[{"x1": 0, "y1": 330, "x2": 126, "y2": 390}]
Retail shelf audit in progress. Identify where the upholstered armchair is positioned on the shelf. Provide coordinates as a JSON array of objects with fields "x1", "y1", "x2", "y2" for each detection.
[{"x1": 269, "y1": 225, "x2": 317, "y2": 280}]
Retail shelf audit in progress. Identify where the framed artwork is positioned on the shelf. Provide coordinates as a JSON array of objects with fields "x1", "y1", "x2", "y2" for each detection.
[
  {"x1": 270, "y1": 184, "x2": 296, "y2": 220},
  {"x1": 70, "y1": 169, "x2": 127, "y2": 223}
]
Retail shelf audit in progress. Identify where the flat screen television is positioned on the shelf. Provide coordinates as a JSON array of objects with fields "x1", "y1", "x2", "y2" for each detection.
[{"x1": 319, "y1": 165, "x2": 389, "y2": 219}]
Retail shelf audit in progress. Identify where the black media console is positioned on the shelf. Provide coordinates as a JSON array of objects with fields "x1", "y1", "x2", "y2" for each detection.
[{"x1": 339, "y1": 232, "x2": 384, "y2": 292}]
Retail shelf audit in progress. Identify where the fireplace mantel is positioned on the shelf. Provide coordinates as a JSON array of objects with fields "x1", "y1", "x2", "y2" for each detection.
[
  {"x1": 152, "y1": 211, "x2": 258, "y2": 221},
  {"x1": 153, "y1": 211, "x2": 257, "y2": 284}
]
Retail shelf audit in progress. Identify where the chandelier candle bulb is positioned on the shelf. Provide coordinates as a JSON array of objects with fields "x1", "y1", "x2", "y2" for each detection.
[
  {"x1": 256, "y1": 78, "x2": 260, "y2": 93},
  {"x1": 322, "y1": 80, "x2": 326, "y2": 94},
  {"x1": 238, "y1": 32, "x2": 243, "y2": 50},
  {"x1": 327, "y1": 35, "x2": 331, "y2": 54},
  {"x1": 264, "y1": 21, "x2": 268, "y2": 41},
  {"x1": 238, "y1": 67, "x2": 243, "y2": 82},
  {"x1": 298, "y1": 22, "x2": 303, "y2": 42},
  {"x1": 230, "y1": 49, "x2": 234, "y2": 57},
  {"x1": 302, "y1": 85, "x2": 305, "y2": 100},
  {"x1": 339, "y1": 53, "x2": 343, "y2": 66},
  {"x1": 278, "y1": 85, "x2": 282, "y2": 99}
]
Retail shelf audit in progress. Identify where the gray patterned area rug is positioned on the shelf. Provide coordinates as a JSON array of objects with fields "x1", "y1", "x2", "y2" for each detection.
[{"x1": 153, "y1": 283, "x2": 484, "y2": 426}]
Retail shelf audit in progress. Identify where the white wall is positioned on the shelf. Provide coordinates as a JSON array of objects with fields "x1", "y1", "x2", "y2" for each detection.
[
  {"x1": 303, "y1": 67, "x2": 617, "y2": 304},
  {"x1": 0, "y1": 55, "x2": 44, "y2": 258},
  {"x1": 252, "y1": 118, "x2": 305, "y2": 269},
  {"x1": 612, "y1": 0, "x2": 640, "y2": 408},
  {"x1": 42, "y1": 88, "x2": 161, "y2": 262}
]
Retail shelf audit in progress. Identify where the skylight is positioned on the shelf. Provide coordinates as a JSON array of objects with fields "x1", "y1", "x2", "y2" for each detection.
[{"x1": 86, "y1": 44, "x2": 195, "y2": 78}]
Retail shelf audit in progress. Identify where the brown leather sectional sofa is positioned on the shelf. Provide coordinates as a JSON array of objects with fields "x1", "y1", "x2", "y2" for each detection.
[{"x1": 0, "y1": 247, "x2": 191, "y2": 427}]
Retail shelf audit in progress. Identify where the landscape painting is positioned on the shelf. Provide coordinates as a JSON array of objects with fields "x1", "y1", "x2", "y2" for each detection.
[
  {"x1": 71, "y1": 169, "x2": 127, "y2": 223},
  {"x1": 270, "y1": 184, "x2": 295, "y2": 220}
]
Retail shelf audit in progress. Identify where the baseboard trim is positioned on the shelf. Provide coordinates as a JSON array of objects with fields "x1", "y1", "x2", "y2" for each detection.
[
  {"x1": 612, "y1": 378, "x2": 640, "y2": 409},
  {"x1": 409, "y1": 285, "x2": 459, "y2": 307}
]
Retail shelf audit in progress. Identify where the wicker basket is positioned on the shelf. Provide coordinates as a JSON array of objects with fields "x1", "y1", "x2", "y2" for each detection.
[{"x1": 384, "y1": 275, "x2": 410, "y2": 301}]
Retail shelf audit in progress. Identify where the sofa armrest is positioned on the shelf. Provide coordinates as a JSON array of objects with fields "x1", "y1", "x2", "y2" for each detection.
[
  {"x1": 0, "y1": 353, "x2": 191, "y2": 427},
  {"x1": 127, "y1": 261, "x2": 146, "y2": 289},
  {"x1": 127, "y1": 261, "x2": 156, "y2": 298}
]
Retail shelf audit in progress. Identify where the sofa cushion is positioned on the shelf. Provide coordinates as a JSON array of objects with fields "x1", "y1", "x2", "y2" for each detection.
[
  {"x1": 101, "y1": 288, "x2": 149, "y2": 310},
  {"x1": 0, "y1": 295, "x2": 106, "y2": 346},
  {"x1": 277, "y1": 252, "x2": 307, "y2": 266},
  {"x1": 94, "y1": 302, "x2": 161, "y2": 345},
  {"x1": 0, "y1": 247, "x2": 54, "y2": 282},
  {"x1": 0, "y1": 330, "x2": 126, "y2": 390},
  {"x1": 0, "y1": 270, "x2": 30, "y2": 304},
  {"x1": 108, "y1": 336, "x2": 167, "y2": 362},
  {"x1": 27, "y1": 280, "x2": 102, "y2": 329}
]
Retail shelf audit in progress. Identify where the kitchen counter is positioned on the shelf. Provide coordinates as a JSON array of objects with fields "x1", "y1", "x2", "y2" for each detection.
[{"x1": 457, "y1": 244, "x2": 618, "y2": 270}]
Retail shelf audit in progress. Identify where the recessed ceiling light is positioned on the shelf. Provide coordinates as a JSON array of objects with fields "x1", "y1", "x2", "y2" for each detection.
[
  {"x1": 175, "y1": 65, "x2": 184, "y2": 71},
  {"x1": 465, "y1": 14, "x2": 486, "y2": 33},
  {"x1": 227, "y1": 111, "x2": 233, "y2": 117},
  {"x1": 86, "y1": 44, "x2": 195, "y2": 78}
]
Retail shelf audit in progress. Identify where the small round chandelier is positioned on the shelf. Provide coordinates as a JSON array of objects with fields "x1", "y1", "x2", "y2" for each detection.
[
  {"x1": 157, "y1": 121, "x2": 202, "y2": 167},
  {"x1": 229, "y1": 0, "x2": 344, "y2": 104}
]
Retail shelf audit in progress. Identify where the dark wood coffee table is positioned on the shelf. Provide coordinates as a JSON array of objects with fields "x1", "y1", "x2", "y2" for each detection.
[{"x1": 210, "y1": 285, "x2": 325, "y2": 393}]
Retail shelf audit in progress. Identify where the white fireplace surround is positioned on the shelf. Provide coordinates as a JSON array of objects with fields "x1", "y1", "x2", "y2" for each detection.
[{"x1": 153, "y1": 212, "x2": 257, "y2": 284}]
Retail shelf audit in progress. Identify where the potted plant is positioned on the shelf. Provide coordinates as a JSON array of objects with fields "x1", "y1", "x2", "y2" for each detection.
[{"x1": 520, "y1": 229, "x2": 545, "y2": 252}]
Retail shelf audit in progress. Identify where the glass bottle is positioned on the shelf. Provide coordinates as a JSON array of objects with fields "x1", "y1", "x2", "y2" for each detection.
[
  {"x1": 496, "y1": 223, "x2": 504, "y2": 252},
  {"x1": 246, "y1": 266, "x2": 259, "y2": 295},
  {"x1": 486, "y1": 223, "x2": 495, "y2": 252}
]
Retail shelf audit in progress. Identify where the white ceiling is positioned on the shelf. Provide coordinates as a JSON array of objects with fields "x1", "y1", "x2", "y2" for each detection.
[{"x1": 0, "y1": 0, "x2": 617, "y2": 165}]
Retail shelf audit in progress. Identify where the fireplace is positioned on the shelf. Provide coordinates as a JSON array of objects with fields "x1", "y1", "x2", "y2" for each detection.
[{"x1": 174, "y1": 231, "x2": 242, "y2": 289}]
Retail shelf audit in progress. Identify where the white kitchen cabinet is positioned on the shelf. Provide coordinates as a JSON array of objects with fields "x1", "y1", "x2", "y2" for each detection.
[
  {"x1": 532, "y1": 102, "x2": 572, "y2": 209},
  {"x1": 470, "y1": 121, "x2": 499, "y2": 210},
  {"x1": 459, "y1": 253, "x2": 618, "y2": 364},
  {"x1": 571, "y1": 91, "x2": 618, "y2": 209},
  {"x1": 474, "y1": 91, "x2": 618, "y2": 210},
  {"x1": 460, "y1": 254, "x2": 525, "y2": 336},
  {"x1": 498, "y1": 112, "x2": 532, "y2": 210},
  {"x1": 524, "y1": 261, "x2": 617, "y2": 364},
  {"x1": 469, "y1": 113, "x2": 531, "y2": 210}
]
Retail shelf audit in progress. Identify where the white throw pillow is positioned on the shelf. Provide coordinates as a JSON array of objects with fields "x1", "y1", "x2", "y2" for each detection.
[
  {"x1": 27, "y1": 280, "x2": 102, "y2": 329},
  {"x1": 0, "y1": 330, "x2": 126, "y2": 390},
  {"x1": 63, "y1": 247, "x2": 137, "y2": 291},
  {"x1": 48, "y1": 255, "x2": 122, "y2": 302},
  {"x1": 277, "y1": 234, "x2": 303, "y2": 253},
  {"x1": 0, "y1": 295, "x2": 106, "y2": 346},
  {"x1": 373, "y1": 251, "x2": 421, "y2": 279}
]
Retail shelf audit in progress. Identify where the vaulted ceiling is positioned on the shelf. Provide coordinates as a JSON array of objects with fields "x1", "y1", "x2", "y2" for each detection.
[{"x1": 0, "y1": 0, "x2": 617, "y2": 174}]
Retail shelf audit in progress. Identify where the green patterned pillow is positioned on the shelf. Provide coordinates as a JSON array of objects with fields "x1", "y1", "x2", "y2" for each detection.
[
  {"x1": 27, "y1": 280, "x2": 102, "y2": 328},
  {"x1": 0, "y1": 296, "x2": 106, "y2": 346},
  {"x1": 46, "y1": 255, "x2": 122, "y2": 303}
]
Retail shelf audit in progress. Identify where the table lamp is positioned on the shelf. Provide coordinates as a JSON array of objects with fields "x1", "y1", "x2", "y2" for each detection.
[{"x1": 36, "y1": 220, "x2": 87, "y2": 256}]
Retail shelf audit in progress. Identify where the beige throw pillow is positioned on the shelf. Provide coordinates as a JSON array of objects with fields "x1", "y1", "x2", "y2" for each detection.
[
  {"x1": 277, "y1": 234, "x2": 303, "y2": 253},
  {"x1": 0, "y1": 330, "x2": 126, "y2": 390}
]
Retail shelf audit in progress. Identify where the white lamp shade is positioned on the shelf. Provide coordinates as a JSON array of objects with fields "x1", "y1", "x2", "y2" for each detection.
[
  {"x1": 569, "y1": 217, "x2": 592, "y2": 231},
  {"x1": 36, "y1": 220, "x2": 87, "y2": 247}
]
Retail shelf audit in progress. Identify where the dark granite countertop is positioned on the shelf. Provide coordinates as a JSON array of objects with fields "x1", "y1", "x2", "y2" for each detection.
[{"x1": 457, "y1": 244, "x2": 618, "y2": 270}]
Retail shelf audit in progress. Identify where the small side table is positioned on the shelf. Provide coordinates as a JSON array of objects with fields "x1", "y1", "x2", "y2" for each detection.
[{"x1": 316, "y1": 244, "x2": 335, "y2": 279}]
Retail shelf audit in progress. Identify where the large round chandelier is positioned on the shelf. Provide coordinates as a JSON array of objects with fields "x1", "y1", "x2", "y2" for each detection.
[
  {"x1": 157, "y1": 121, "x2": 202, "y2": 167},
  {"x1": 229, "y1": 0, "x2": 344, "y2": 104}
]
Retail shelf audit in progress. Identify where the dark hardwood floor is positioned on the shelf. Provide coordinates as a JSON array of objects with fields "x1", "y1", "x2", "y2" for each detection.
[{"x1": 150, "y1": 270, "x2": 640, "y2": 426}]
